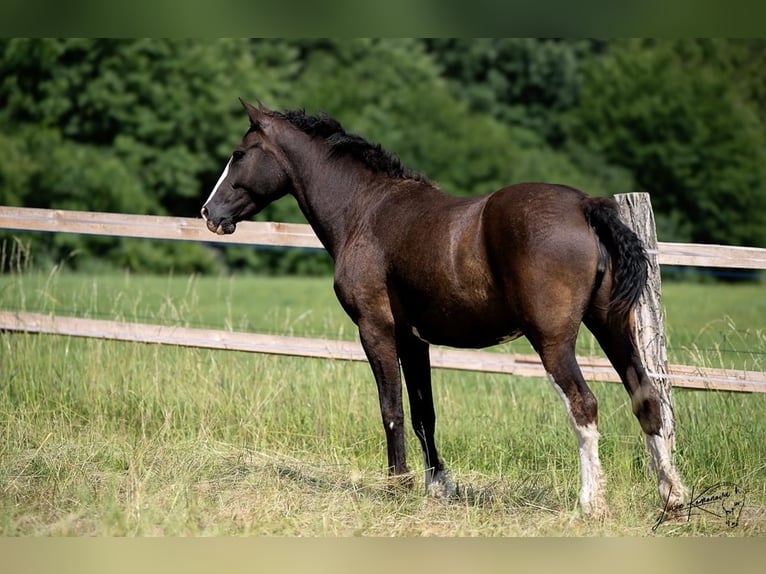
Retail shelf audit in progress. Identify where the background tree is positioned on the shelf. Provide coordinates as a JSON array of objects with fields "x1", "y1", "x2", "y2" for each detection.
[
  {"x1": 424, "y1": 38, "x2": 594, "y2": 143},
  {"x1": 0, "y1": 38, "x2": 297, "y2": 272},
  {"x1": 567, "y1": 39, "x2": 766, "y2": 247},
  {"x1": 1, "y1": 39, "x2": 764, "y2": 275}
]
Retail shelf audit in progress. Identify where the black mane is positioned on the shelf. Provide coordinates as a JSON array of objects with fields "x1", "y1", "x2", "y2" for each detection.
[{"x1": 272, "y1": 109, "x2": 430, "y2": 183}]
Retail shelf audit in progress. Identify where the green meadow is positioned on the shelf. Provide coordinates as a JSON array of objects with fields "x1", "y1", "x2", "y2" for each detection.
[{"x1": 1, "y1": 268, "x2": 764, "y2": 535}]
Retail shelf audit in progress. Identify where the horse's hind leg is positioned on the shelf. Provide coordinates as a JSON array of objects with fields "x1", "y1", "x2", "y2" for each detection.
[
  {"x1": 397, "y1": 330, "x2": 454, "y2": 497},
  {"x1": 533, "y1": 337, "x2": 608, "y2": 518},
  {"x1": 584, "y1": 307, "x2": 687, "y2": 509}
]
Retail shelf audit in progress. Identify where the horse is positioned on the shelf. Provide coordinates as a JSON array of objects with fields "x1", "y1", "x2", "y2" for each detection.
[{"x1": 200, "y1": 98, "x2": 688, "y2": 517}]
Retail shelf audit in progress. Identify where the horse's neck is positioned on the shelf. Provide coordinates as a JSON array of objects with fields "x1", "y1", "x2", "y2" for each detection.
[{"x1": 288, "y1": 157, "x2": 377, "y2": 259}]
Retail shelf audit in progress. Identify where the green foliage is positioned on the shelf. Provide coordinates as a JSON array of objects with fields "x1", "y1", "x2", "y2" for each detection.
[
  {"x1": 0, "y1": 132, "x2": 36, "y2": 206},
  {"x1": 1, "y1": 39, "x2": 764, "y2": 274},
  {"x1": 568, "y1": 40, "x2": 766, "y2": 247},
  {"x1": 0, "y1": 38, "x2": 298, "y2": 273},
  {"x1": 425, "y1": 38, "x2": 591, "y2": 142}
]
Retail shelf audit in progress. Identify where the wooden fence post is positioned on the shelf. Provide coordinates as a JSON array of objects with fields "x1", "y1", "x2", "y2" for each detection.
[{"x1": 613, "y1": 193, "x2": 678, "y2": 460}]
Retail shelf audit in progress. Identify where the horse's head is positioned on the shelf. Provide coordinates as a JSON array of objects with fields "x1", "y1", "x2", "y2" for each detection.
[{"x1": 201, "y1": 99, "x2": 292, "y2": 235}]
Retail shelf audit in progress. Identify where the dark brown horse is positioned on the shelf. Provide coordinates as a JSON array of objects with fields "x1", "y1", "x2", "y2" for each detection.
[{"x1": 201, "y1": 99, "x2": 687, "y2": 517}]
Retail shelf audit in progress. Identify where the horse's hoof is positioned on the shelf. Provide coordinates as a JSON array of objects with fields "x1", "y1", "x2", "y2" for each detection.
[
  {"x1": 658, "y1": 477, "x2": 688, "y2": 511},
  {"x1": 580, "y1": 495, "x2": 610, "y2": 521},
  {"x1": 426, "y1": 469, "x2": 456, "y2": 499}
]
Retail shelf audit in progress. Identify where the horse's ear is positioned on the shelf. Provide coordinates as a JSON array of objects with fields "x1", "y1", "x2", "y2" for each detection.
[{"x1": 239, "y1": 97, "x2": 270, "y2": 128}]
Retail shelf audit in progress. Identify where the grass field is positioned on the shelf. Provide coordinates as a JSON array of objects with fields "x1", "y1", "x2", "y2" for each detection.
[{"x1": 1, "y1": 265, "x2": 765, "y2": 536}]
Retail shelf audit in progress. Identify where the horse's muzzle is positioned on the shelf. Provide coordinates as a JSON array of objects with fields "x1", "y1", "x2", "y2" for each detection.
[
  {"x1": 201, "y1": 206, "x2": 237, "y2": 235},
  {"x1": 206, "y1": 219, "x2": 236, "y2": 235}
]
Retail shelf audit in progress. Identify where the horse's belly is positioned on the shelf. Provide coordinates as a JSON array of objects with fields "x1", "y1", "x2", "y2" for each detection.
[
  {"x1": 407, "y1": 302, "x2": 522, "y2": 349},
  {"x1": 413, "y1": 322, "x2": 522, "y2": 349}
]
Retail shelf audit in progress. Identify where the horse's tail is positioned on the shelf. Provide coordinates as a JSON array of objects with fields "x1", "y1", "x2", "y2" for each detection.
[{"x1": 582, "y1": 196, "x2": 648, "y2": 315}]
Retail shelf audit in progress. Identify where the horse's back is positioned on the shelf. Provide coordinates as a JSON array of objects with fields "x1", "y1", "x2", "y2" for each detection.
[
  {"x1": 484, "y1": 182, "x2": 589, "y2": 231},
  {"x1": 482, "y1": 182, "x2": 597, "y2": 253}
]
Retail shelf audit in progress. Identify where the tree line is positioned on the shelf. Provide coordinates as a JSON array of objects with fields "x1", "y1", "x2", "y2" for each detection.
[{"x1": 1, "y1": 38, "x2": 764, "y2": 274}]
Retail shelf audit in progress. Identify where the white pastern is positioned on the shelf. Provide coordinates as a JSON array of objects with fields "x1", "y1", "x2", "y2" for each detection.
[
  {"x1": 646, "y1": 433, "x2": 688, "y2": 508},
  {"x1": 203, "y1": 158, "x2": 232, "y2": 211},
  {"x1": 547, "y1": 373, "x2": 606, "y2": 517},
  {"x1": 572, "y1": 421, "x2": 606, "y2": 516}
]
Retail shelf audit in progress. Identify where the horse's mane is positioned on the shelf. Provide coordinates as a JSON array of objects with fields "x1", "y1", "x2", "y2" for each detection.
[{"x1": 272, "y1": 109, "x2": 430, "y2": 183}]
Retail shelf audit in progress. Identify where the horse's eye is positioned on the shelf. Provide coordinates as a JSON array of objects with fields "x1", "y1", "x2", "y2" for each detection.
[{"x1": 232, "y1": 150, "x2": 245, "y2": 161}]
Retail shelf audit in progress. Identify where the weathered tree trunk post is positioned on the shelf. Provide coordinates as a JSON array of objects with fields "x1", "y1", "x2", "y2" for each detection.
[{"x1": 614, "y1": 193, "x2": 678, "y2": 462}]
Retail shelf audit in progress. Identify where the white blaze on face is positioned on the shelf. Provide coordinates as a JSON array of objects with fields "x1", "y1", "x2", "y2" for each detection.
[{"x1": 202, "y1": 158, "x2": 232, "y2": 219}]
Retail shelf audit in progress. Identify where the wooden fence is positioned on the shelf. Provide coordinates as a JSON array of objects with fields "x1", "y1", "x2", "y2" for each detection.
[
  {"x1": 1, "y1": 205, "x2": 765, "y2": 394},
  {"x1": 3, "y1": 206, "x2": 766, "y2": 268}
]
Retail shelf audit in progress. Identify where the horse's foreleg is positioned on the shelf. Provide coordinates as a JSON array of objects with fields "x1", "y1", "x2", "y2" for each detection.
[
  {"x1": 397, "y1": 331, "x2": 454, "y2": 498},
  {"x1": 358, "y1": 319, "x2": 411, "y2": 480}
]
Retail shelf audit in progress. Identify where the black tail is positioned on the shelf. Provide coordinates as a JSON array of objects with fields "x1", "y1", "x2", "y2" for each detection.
[{"x1": 582, "y1": 197, "x2": 648, "y2": 315}]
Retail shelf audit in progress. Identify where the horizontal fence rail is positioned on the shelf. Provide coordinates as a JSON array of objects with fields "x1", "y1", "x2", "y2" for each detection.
[
  {"x1": 2, "y1": 311, "x2": 764, "y2": 393},
  {"x1": 0, "y1": 207, "x2": 322, "y2": 249},
  {"x1": 2, "y1": 205, "x2": 765, "y2": 393},
  {"x1": 2, "y1": 206, "x2": 766, "y2": 269}
]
